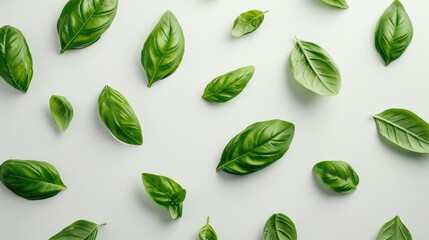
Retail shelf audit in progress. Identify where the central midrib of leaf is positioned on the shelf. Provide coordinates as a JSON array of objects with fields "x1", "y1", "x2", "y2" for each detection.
[
  {"x1": 204, "y1": 72, "x2": 248, "y2": 98},
  {"x1": 373, "y1": 115, "x2": 429, "y2": 145},
  {"x1": 2, "y1": 172, "x2": 66, "y2": 189},
  {"x1": 144, "y1": 176, "x2": 174, "y2": 199}
]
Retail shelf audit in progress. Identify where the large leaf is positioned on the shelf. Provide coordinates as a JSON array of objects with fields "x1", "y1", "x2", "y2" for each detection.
[
  {"x1": 98, "y1": 85, "x2": 143, "y2": 145},
  {"x1": 50, "y1": 95, "x2": 74, "y2": 132},
  {"x1": 376, "y1": 216, "x2": 412, "y2": 240},
  {"x1": 232, "y1": 10, "x2": 268, "y2": 37},
  {"x1": 0, "y1": 25, "x2": 33, "y2": 93},
  {"x1": 202, "y1": 66, "x2": 255, "y2": 103},
  {"x1": 263, "y1": 213, "x2": 297, "y2": 240},
  {"x1": 313, "y1": 161, "x2": 359, "y2": 193},
  {"x1": 141, "y1": 173, "x2": 186, "y2": 219},
  {"x1": 289, "y1": 37, "x2": 341, "y2": 96},
  {"x1": 0, "y1": 159, "x2": 67, "y2": 200},
  {"x1": 199, "y1": 217, "x2": 218, "y2": 240},
  {"x1": 373, "y1": 108, "x2": 429, "y2": 153},
  {"x1": 49, "y1": 220, "x2": 106, "y2": 240},
  {"x1": 375, "y1": 0, "x2": 413, "y2": 66},
  {"x1": 141, "y1": 11, "x2": 185, "y2": 87},
  {"x1": 320, "y1": 0, "x2": 348, "y2": 9},
  {"x1": 216, "y1": 119, "x2": 295, "y2": 175},
  {"x1": 57, "y1": 0, "x2": 118, "y2": 53}
]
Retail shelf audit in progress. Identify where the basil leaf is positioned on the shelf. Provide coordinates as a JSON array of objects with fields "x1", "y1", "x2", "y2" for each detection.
[
  {"x1": 141, "y1": 11, "x2": 185, "y2": 87},
  {"x1": 202, "y1": 66, "x2": 255, "y2": 103},
  {"x1": 375, "y1": 0, "x2": 413, "y2": 66},
  {"x1": 0, "y1": 159, "x2": 67, "y2": 200},
  {"x1": 98, "y1": 85, "x2": 143, "y2": 145},
  {"x1": 57, "y1": 0, "x2": 118, "y2": 53},
  {"x1": 232, "y1": 10, "x2": 268, "y2": 37},
  {"x1": 199, "y1": 217, "x2": 218, "y2": 240},
  {"x1": 49, "y1": 220, "x2": 106, "y2": 240},
  {"x1": 141, "y1": 173, "x2": 186, "y2": 219},
  {"x1": 313, "y1": 161, "x2": 359, "y2": 193},
  {"x1": 49, "y1": 95, "x2": 74, "y2": 132},
  {"x1": 216, "y1": 119, "x2": 295, "y2": 175},
  {"x1": 376, "y1": 216, "x2": 412, "y2": 240},
  {"x1": 320, "y1": 0, "x2": 348, "y2": 9},
  {"x1": 289, "y1": 37, "x2": 341, "y2": 96},
  {"x1": 0, "y1": 25, "x2": 33, "y2": 93},
  {"x1": 373, "y1": 108, "x2": 429, "y2": 153},
  {"x1": 263, "y1": 213, "x2": 297, "y2": 240}
]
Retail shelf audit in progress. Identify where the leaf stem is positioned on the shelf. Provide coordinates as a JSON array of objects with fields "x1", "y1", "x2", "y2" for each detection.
[
  {"x1": 293, "y1": 35, "x2": 299, "y2": 43},
  {"x1": 206, "y1": 216, "x2": 210, "y2": 225},
  {"x1": 97, "y1": 223, "x2": 107, "y2": 227}
]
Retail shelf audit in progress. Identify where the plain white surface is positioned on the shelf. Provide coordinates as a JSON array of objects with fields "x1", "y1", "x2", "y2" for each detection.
[{"x1": 1, "y1": 0, "x2": 429, "y2": 239}]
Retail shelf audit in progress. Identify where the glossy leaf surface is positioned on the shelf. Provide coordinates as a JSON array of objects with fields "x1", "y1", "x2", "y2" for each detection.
[
  {"x1": 321, "y1": 0, "x2": 348, "y2": 9},
  {"x1": 49, "y1": 220, "x2": 106, "y2": 240},
  {"x1": 376, "y1": 216, "x2": 412, "y2": 240},
  {"x1": 50, "y1": 95, "x2": 74, "y2": 132},
  {"x1": 232, "y1": 10, "x2": 267, "y2": 37},
  {"x1": 199, "y1": 217, "x2": 218, "y2": 240},
  {"x1": 263, "y1": 213, "x2": 297, "y2": 240},
  {"x1": 313, "y1": 161, "x2": 359, "y2": 193}
]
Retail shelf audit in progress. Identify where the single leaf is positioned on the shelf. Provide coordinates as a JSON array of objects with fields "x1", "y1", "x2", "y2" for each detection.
[
  {"x1": 49, "y1": 220, "x2": 106, "y2": 240},
  {"x1": 199, "y1": 217, "x2": 218, "y2": 240},
  {"x1": 202, "y1": 66, "x2": 255, "y2": 103},
  {"x1": 289, "y1": 37, "x2": 341, "y2": 96},
  {"x1": 0, "y1": 159, "x2": 67, "y2": 200},
  {"x1": 320, "y1": 0, "x2": 348, "y2": 9},
  {"x1": 376, "y1": 216, "x2": 412, "y2": 240},
  {"x1": 141, "y1": 173, "x2": 186, "y2": 219},
  {"x1": 232, "y1": 10, "x2": 268, "y2": 37},
  {"x1": 373, "y1": 108, "x2": 429, "y2": 153},
  {"x1": 50, "y1": 95, "x2": 74, "y2": 132},
  {"x1": 98, "y1": 85, "x2": 143, "y2": 145},
  {"x1": 216, "y1": 119, "x2": 295, "y2": 175},
  {"x1": 141, "y1": 11, "x2": 185, "y2": 87},
  {"x1": 375, "y1": 0, "x2": 413, "y2": 66},
  {"x1": 263, "y1": 213, "x2": 297, "y2": 240},
  {"x1": 313, "y1": 161, "x2": 359, "y2": 193},
  {"x1": 57, "y1": 0, "x2": 118, "y2": 53},
  {"x1": 0, "y1": 25, "x2": 33, "y2": 93}
]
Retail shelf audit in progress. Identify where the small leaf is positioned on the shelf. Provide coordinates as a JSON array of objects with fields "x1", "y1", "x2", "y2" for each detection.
[
  {"x1": 141, "y1": 173, "x2": 186, "y2": 219},
  {"x1": 57, "y1": 0, "x2": 118, "y2": 53},
  {"x1": 375, "y1": 0, "x2": 413, "y2": 66},
  {"x1": 373, "y1": 108, "x2": 429, "y2": 153},
  {"x1": 232, "y1": 10, "x2": 268, "y2": 37},
  {"x1": 263, "y1": 213, "x2": 297, "y2": 240},
  {"x1": 313, "y1": 161, "x2": 359, "y2": 193},
  {"x1": 202, "y1": 66, "x2": 255, "y2": 103},
  {"x1": 0, "y1": 25, "x2": 33, "y2": 93},
  {"x1": 49, "y1": 220, "x2": 106, "y2": 240},
  {"x1": 289, "y1": 37, "x2": 341, "y2": 96},
  {"x1": 320, "y1": 0, "x2": 348, "y2": 9},
  {"x1": 49, "y1": 95, "x2": 74, "y2": 132},
  {"x1": 199, "y1": 217, "x2": 218, "y2": 240},
  {"x1": 216, "y1": 119, "x2": 295, "y2": 175},
  {"x1": 376, "y1": 216, "x2": 412, "y2": 240},
  {"x1": 98, "y1": 85, "x2": 143, "y2": 145},
  {"x1": 141, "y1": 11, "x2": 185, "y2": 87},
  {"x1": 0, "y1": 159, "x2": 67, "y2": 200}
]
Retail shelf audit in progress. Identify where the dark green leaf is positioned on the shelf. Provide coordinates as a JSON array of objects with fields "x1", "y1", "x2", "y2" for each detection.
[
  {"x1": 376, "y1": 216, "x2": 412, "y2": 240},
  {"x1": 141, "y1": 11, "x2": 185, "y2": 87},
  {"x1": 0, "y1": 25, "x2": 33, "y2": 93},
  {"x1": 57, "y1": 0, "x2": 118, "y2": 53},
  {"x1": 232, "y1": 10, "x2": 268, "y2": 37},
  {"x1": 49, "y1": 220, "x2": 106, "y2": 240},
  {"x1": 202, "y1": 66, "x2": 255, "y2": 103},
  {"x1": 320, "y1": 0, "x2": 348, "y2": 9},
  {"x1": 199, "y1": 217, "x2": 218, "y2": 240},
  {"x1": 216, "y1": 119, "x2": 295, "y2": 175},
  {"x1": 50, "y1": 95, "x2": 74, "y2": 132},
  {"x1": 0, "y1": 159, "x2": 67, "y2": 200},
  {"x1": 263, "y1": 213, "x2": 297, "y2": 240},
  {"x1": 98, "y1": 85, "x2": 143, "y2": 145},
  {"x1": 313, "y1": 161, "x2": 359, "y2": 193}
]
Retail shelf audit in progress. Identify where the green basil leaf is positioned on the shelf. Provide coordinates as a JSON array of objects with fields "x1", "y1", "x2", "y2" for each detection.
[
  {"x1": 98, "y1": 85, "x2": 143, "y2": 145},
  {"x1": 57, "y1": 0, "x2": 118, "y2": 53},
  {"x1": 49, "y1": 95, "x2": 74, "y2": 132},
  {"x1": 49, "y1": 220, "x2": 106, "y2": 240},
  {"x1": 141, "y1": 173, "x2": 186, "y2": 219},
  {"x1": 376, "y1": 216, "x2": 412, "y2": 240},
  {"x1": 263, "y1": 213, "x2": 297, "y2": 240},
  {"x1": 375, "y1": 0, "x2": 413, "y2": 66},
  {"x1": 0, "y1": 25, "x2": 33, "y2": 93},
  {"x1": 216, "y1": 119, "x2": 295, "y2": 175},
  {"x1": 199, "y1": 217, "x2": 218, "y2": 240},
  {"x1": 202, "y1": 66, "x2": 255, "y2": 103},
  {"x1": 289, "y1": 37, "x2": 341, "y2": 96},
  {"x1": 141, "y1": 11, "x2": 185, "y2": 87},
  {"x1": 0, "y1": 159, "x2": 67, "y2": 200},
  {"x1": 320, "y1": 0, "x2": 348, "y2": 9},
  {"x1": 373, "y1": 108, "x2": 429, "y2": 153},
  {"x1": 313, "y1": 161, "x2": 359, "y2": 193},
  {"x1": 232, "y1": 10, "x2": 268, "y2": 37}
]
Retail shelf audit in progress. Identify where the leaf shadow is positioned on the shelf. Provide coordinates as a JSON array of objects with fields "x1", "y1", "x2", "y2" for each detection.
[
  {"x1": 0, "y1": 82, "x2": 24, "y2": 97},
  {"x1": 311, "y1": 172, "x2": 355, "y2": 197},
  {"x1": 375, "y1": 131, "x2": 429, "y2": 160},
  {"x1": 134, "y1": 184, "x2": 176, "y2": 224},
  {"x1": 285, "y1": 58, "x2": 319, "y2": 104}
]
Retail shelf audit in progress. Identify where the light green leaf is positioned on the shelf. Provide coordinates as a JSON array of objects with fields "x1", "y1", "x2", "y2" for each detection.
[
  {"x1": 49, "y1": 220, "x2": 106, "y2": 240},
  {"x1": 376, "y1": 216, "x2": 412, "y2": 240},
  {"x1": 50, "y1": 95, "x2": 74, "y2": 132},
  {"x1": 232, "y1": 10, "x2": 268, "y2": 37},
  {"x1": 313, "y1": 161, "x2": 359, "y2": 193},
  {"x1": 199, "y1": 217, "x2": 218, "y2": 240},
  {"x1": 263, "y1": 213, "x2": 297, "y2": 240},
  {"x1": 320, "y1": 0, "x2": 348, "y2": 9}
]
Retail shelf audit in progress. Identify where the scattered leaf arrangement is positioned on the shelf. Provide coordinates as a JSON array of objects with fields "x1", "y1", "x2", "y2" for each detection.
[{"x1": 0, "y1": 0, "x2": 423, "y2": 239}]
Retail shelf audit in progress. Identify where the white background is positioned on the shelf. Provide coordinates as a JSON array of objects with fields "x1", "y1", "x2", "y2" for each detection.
[{"x1": 1, "y1": 0, "x2": 428, "y2": 239}]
